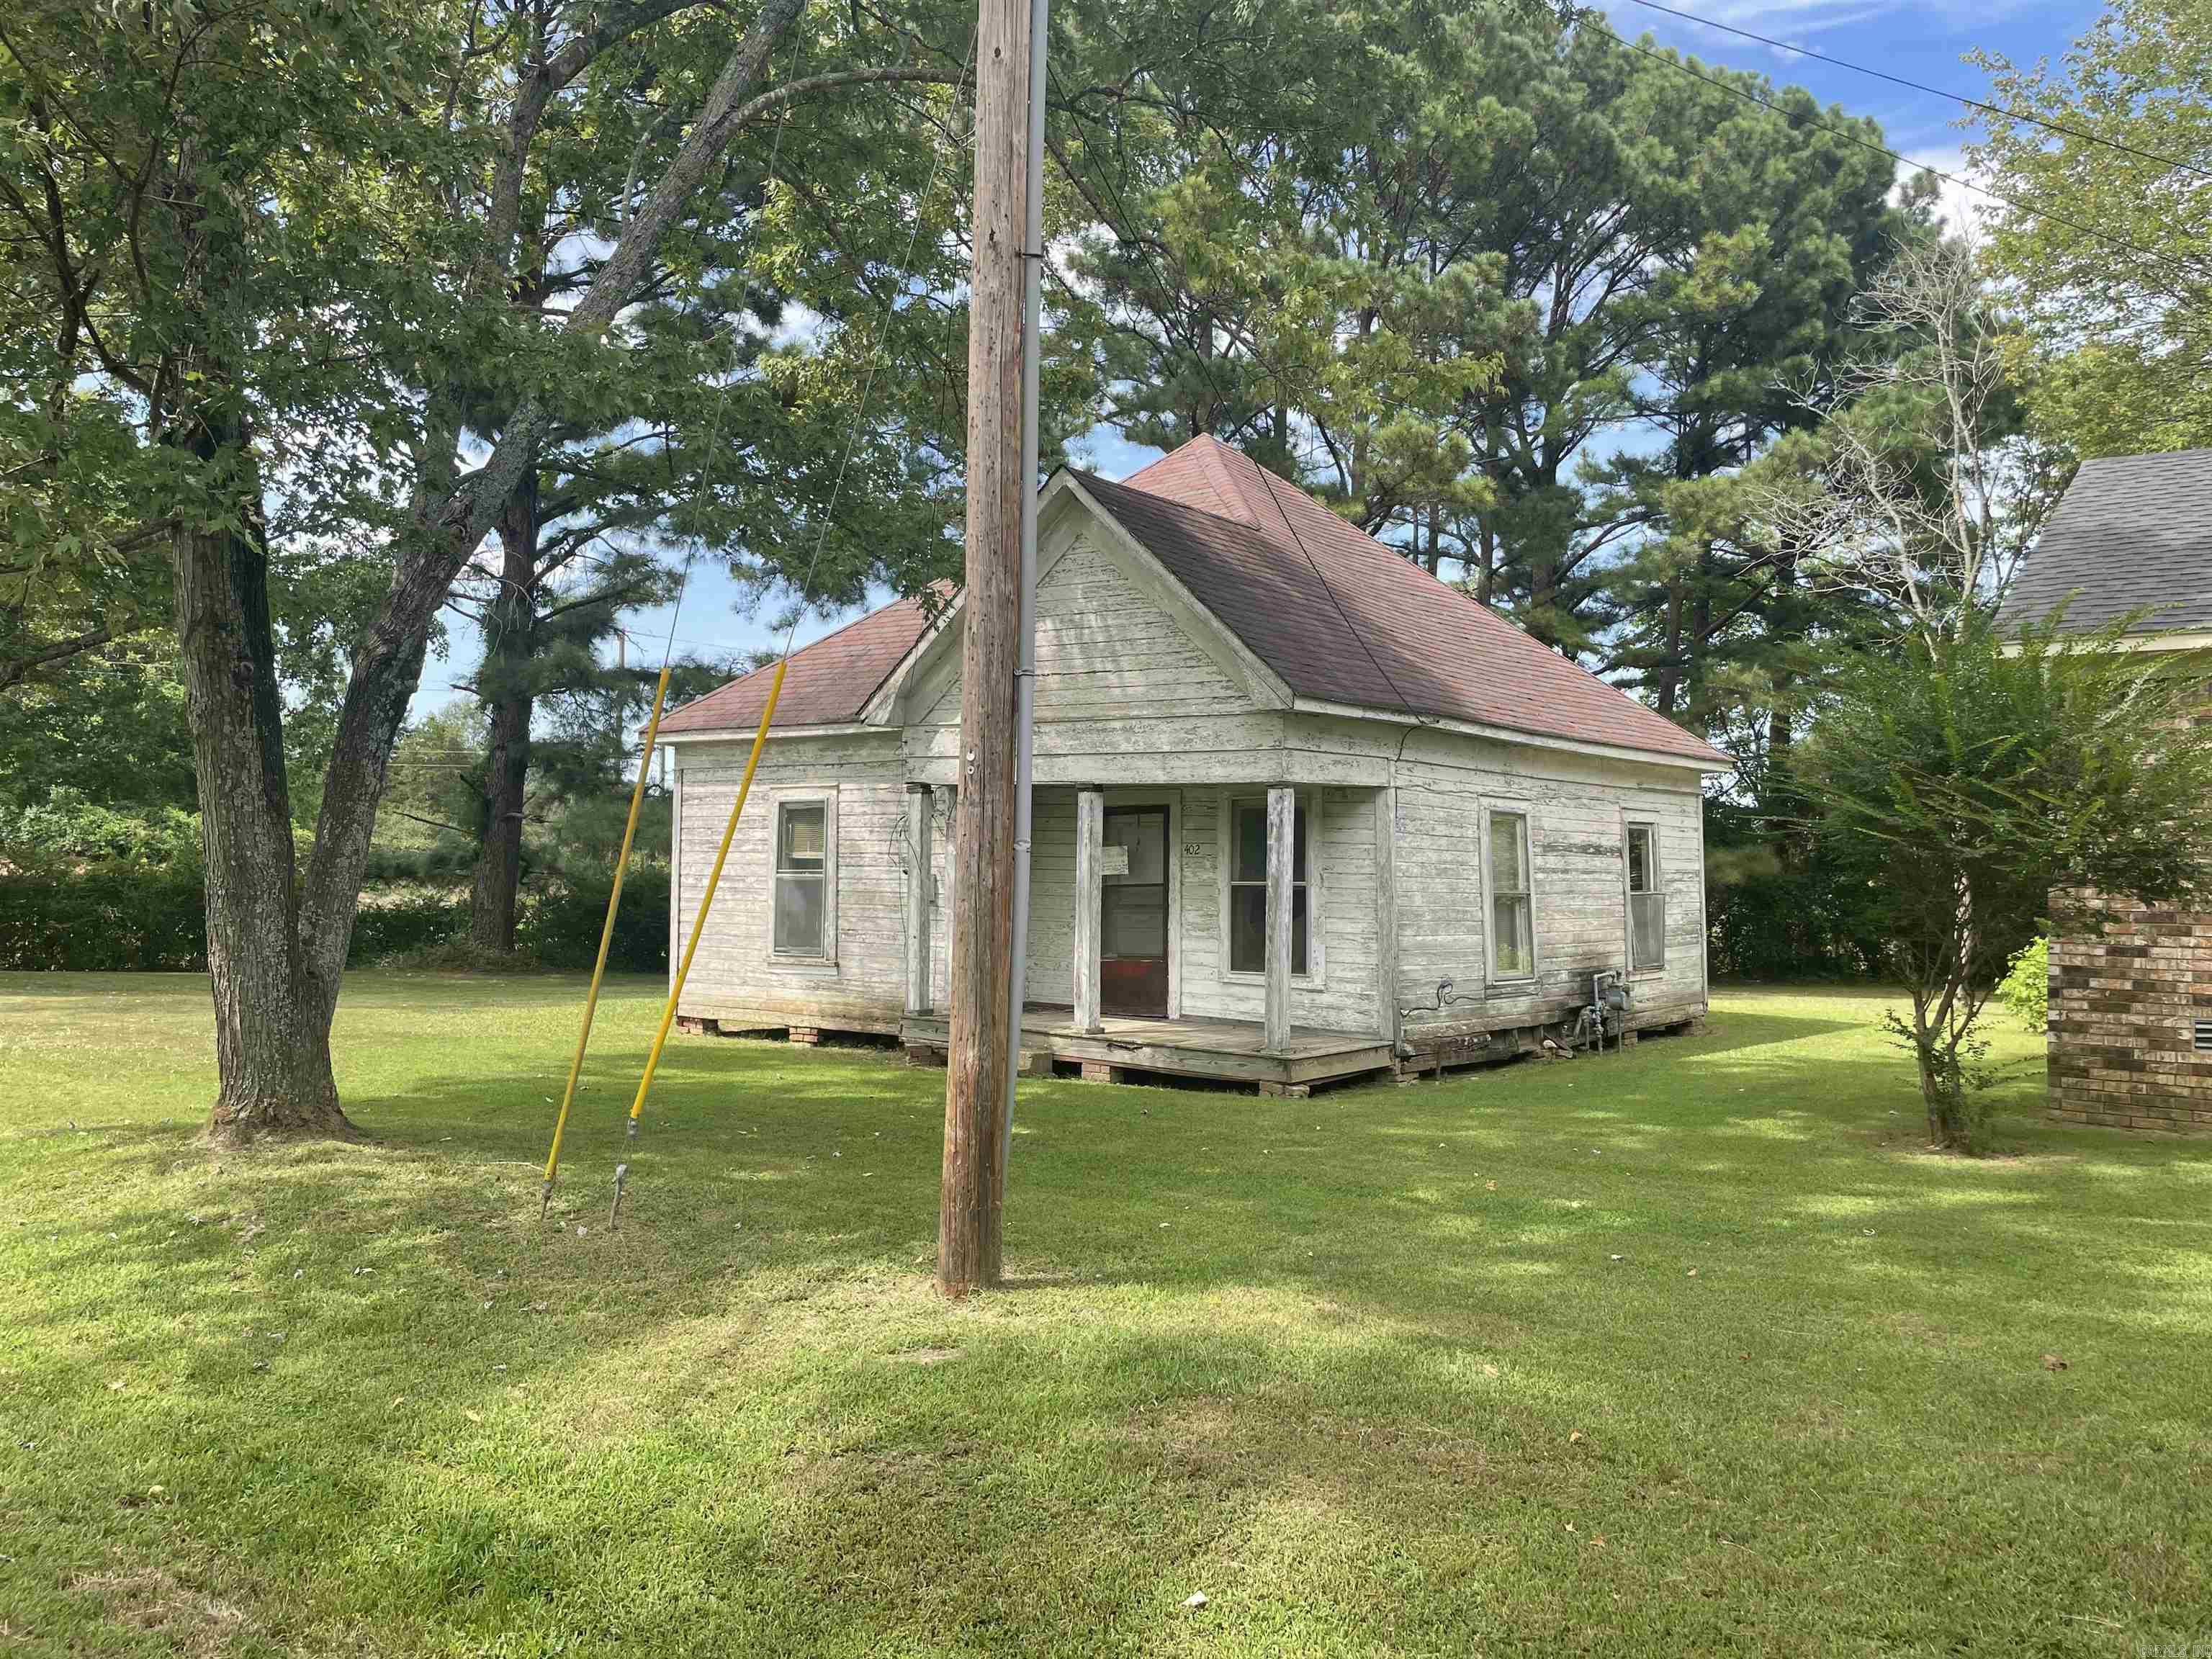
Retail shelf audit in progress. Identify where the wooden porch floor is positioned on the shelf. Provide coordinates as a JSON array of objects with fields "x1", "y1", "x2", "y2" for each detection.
[{"x1": 899, "y1": 1004, "x2": 1395, "y2": 1091}]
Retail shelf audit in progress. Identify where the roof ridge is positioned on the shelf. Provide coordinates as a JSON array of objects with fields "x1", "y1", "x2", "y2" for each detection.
[
  {"x1": 1193, "y1": 434, "x2": 1267, "y2": 525},
  {"x1": 1075, "y1": 467, "x2": 1280, "y2": 538}
]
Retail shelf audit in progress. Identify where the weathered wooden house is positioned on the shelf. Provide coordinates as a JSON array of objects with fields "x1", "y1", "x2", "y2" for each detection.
[
  {"x1": 657, "y1": 436, "x2": 1729, "y2": 1092},
  {"x1": 1995, "y1": 446, "x2": 2212, "y2": 1132}
]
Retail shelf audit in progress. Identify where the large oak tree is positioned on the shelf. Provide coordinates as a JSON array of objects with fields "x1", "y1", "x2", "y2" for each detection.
[{"x1": 0, "y1": 0, "x2": 971, "y2": 1137}]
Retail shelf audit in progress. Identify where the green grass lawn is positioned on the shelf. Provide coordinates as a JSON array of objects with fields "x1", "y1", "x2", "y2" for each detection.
[{"x1": 3, "y1": 974, "x2": 2208, "y2": 1656}]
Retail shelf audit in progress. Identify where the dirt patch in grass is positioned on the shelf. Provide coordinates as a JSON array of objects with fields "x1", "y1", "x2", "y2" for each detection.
[{"x1": 72, "y1": 1568, "x2": 251, "y2": 1656}]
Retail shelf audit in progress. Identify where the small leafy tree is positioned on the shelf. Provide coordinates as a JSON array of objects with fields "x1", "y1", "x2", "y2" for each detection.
[
  {"x1": 1996, "y1": 936, "x2": 2049, "y2": 1035},
  {"x1": 1796, "y1": 616, "x2": 2212, "y2": 1151}
]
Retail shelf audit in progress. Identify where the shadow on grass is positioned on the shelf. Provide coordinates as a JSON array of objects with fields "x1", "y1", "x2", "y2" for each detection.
[{"x1": 15, "y1": 981, "x2": 2212, "y2": 1651}]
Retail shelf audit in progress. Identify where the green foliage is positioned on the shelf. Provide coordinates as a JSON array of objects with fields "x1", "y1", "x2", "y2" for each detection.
[
  {"x1": 0, "y1": 639, "x2": 196, "y2": 819},
  {"x1": 518, "y1": 865, "x2": 670, "y2": 972},
  {"x1": 1969, "y1": 0, "x2": 2212, "y2": 456},
  {"x1": 1702, "y1": 797, "x2": 1887, "y2": 981},
  {"x1": 1997, "y1": 936, "x2": 2051, "y2": 1035},
  {"x1": 1796, "y1": 612, "x2": 2212, "y2": 1150},
  {"x1": 0, "y1": 789, "x2": 201, "y2": 871},
  {"x1": 0, "y1": 863, "x2": 206, "y2": 971}
]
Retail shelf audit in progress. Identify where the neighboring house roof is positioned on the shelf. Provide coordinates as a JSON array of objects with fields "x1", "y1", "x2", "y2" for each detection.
[
  {"x1": 660, "y1": 435, "x2": 1726, "y2": 768},
  {"x1": 656, "y1": 592, "x2": 938, "y2": 734},
  {"x1": 1997, "y1": 448, "x2": 2212, "y2": 639}
]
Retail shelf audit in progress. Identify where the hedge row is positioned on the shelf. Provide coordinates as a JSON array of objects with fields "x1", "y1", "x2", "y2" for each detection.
[{"x1": 0, "y1": 864, "x2": 670, "y2": 974}]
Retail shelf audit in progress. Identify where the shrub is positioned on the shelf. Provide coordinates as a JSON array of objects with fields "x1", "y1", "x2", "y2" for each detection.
[
  {"x1": 1997, "y1": 937, "x2": 2050, "y2": 1035},
  {"x1": 0, "y1": 861, "x2": 670, "y2": 975},
  {"x1": 0, "y1": 791, "x2": 202, "y2": 870},
  {"x1": 0, "y1": 863, "x2": 207, "y2": 971},
  {"x1": 520, "y1": 865, "x2": 669, "y2": 973},
  {"x1": 349, "y1": 889, "x2": 474, "y2": 963}
]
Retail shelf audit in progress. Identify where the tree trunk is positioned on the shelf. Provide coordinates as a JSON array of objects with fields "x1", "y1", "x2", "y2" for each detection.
[
  {"x1": 171, "y1": 484, "x2": 350, "y2": 1141},
  {"x1": 470, "y1": 487, "x2": 538, "y2": 951},
  {"x1": 1652, "y1": 583, "x2": 1686, "y2": 716}
]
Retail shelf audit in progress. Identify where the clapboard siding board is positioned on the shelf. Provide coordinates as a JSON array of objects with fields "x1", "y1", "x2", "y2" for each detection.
[
  {"x1": 920, "y1": 537, "x2": 1260, "y2": 727},
  {"x1": 1388, "y1": 745, "x2": 1707, "y2": 1033},
  {"x1": 670, "y1": 732, "x2": 911, "y2": 1029}
]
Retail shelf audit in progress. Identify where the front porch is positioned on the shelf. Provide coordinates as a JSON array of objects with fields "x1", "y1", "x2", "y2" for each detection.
[{"x1": 899, "y1": 1004, "x2": 1395, "y2": 1094}]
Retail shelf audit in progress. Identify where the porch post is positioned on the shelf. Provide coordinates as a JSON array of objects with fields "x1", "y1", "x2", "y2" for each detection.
[
  {"x1": 1074, "y1": 786, "x2": 1105, "y2": 1033},
  {"x1": 904, "y1": 783, "x2": 933, "y2": 1015},
  {"x1": 1264, "y1": 784, "x2": 1294, "y2": 1055}
]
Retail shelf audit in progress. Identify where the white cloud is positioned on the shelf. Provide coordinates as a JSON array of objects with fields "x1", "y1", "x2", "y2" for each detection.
[{"x1": 1894, "y1": 146, "x2": 1987, "y2": 238}]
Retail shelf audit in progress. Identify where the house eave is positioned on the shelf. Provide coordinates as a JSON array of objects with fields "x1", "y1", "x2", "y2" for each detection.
[
  {"x1": 2000, "y1": 626, "x2": 2212, "y2": 656},
  {"x1": 1287, "y1": 696, "x2": 1730, "y2": 775},
  {"x1": 657, "y1": 721, "x2": 884, "y2": 745}
]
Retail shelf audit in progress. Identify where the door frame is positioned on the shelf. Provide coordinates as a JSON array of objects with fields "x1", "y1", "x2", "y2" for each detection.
[{"x1": 1096, "y1": 788, "x2": 1181, "y2": 1019}]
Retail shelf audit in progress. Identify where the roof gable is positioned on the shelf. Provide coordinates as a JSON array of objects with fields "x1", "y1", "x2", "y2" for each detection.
[
  {"x1": 912, "y1": 501, "x2": 1271, "y2": 726},
  {"x1": 655, "y1": 593, "x2": 937, "y2": 735},
  {"x1": 1997, "y1": 448, "x2": 2212, "y2": 639}
]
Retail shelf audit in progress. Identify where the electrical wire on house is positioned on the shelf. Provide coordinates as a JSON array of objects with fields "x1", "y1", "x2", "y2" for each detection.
[{"x1": 609, "y1": 24, "x2": 981, "y2": 1159}]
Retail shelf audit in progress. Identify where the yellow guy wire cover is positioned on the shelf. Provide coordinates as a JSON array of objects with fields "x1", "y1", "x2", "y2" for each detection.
[
  {"x1": 625, "y1": 657, "x2": 788, "y2": 1131},
  {"x1": 539, "y1": 664, "x2": 674, "y2": 1213}
]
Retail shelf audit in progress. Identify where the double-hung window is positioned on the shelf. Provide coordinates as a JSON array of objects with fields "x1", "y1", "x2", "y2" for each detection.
[
  {"x1": 1228, "y1": 795, "x2": 1309, "y2": 976},
  {"x1": 1488, "y1": 808, "x2": 1534, "y2": 980},
  {"x1": 1626, "y1": 822, "x2": 1665, "y2": 971},
  {"x1": 773, "y1": 799, "x2": 830, "y2": 958}
]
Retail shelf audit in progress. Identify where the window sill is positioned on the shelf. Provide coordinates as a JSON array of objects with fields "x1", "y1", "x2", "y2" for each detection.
[
  {"x1": 764, "y1": 955, "x2": 840, "y2": 978},
  {"x1": 1485, "y1": 976, "x2": 1538, "y2": 996},
  {"x1": 1221, "y1": 968, "x2": 1325, "y2": 991},
  {"x1": 1628, "y1": 966, "x2": 1668, "y2": 981}
]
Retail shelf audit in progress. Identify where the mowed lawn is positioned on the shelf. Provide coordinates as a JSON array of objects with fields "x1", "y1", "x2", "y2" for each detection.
[{"x1": 2, "y1": 976, "x2": 2208, "y2": 1656}]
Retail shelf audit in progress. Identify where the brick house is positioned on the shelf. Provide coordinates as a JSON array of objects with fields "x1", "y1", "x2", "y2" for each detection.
[{"x1": 1995, "y1": 448, "x2": 2212, "y2": 1131}]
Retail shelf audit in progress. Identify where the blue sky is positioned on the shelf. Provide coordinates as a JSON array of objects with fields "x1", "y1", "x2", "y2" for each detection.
[{"x1": 409, "y1": 0, "x2": 2106, "y2": 724}]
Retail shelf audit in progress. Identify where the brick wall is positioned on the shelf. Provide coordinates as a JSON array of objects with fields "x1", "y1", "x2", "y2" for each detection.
[{"x1": 2049, "y1": 891, "x2": 2212, "y2": 1132}]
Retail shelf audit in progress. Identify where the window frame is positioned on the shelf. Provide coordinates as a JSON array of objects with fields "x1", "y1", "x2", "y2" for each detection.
[
  {"x1": 1623, "y1": 817, "x2": 1665, "y2": 976},
  {"x1": 1482, "y1": 801, "x2": 1538, "y2": 986},
  {"x1": 1219, "y1": 788, "x2": 1324, "y2": 987},
  {"x1": 765, "y1": 786, "x2": 839, "y2": 971}
]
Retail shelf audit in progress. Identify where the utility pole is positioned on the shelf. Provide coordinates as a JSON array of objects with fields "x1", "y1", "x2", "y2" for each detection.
[{"x1": 939, "y1": 0, "x2": 1038, "y2": 1296}]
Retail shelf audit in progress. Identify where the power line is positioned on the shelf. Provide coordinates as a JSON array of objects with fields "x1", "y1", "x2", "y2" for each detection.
[
  {"x1": 1583, "y1": 17, "x2": 2211, "y2": 282},
  {"x1": 1621, "y1": 0, "x2": 2212, "y2": 183}
]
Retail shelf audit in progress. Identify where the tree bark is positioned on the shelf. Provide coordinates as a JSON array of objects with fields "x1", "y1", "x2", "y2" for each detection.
[
  {"x1": 1652, "y1": 583, "x2": 1685, "y2": 717},
  {"x1": 470, "y1": 485, "x2": 539, "y2": 951},
  {"x1": 170, "y1": 446, "x2": 349, "y2": 1141}
]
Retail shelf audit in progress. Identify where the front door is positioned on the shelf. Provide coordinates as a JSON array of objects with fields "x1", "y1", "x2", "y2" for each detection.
[{"x1": 1100, "y1": 806, "x2": 1169, "y2": 1018}]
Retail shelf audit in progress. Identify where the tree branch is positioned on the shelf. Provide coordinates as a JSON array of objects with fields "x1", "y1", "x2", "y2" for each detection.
[{"x1": 0, "y1": 625, "x2": 114, "y2": 691}]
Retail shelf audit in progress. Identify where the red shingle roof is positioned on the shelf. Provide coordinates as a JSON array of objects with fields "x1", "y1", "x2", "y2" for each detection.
[
  {"x1": 660, "y1": 436, "x2": 1727, "y2": 768},
  {"x1": 1089, "y1": 436, "x2": 1727, "y2": 765},
  {"x1": 656, "y1": 593, "x2": 937, "y2": 734}
]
